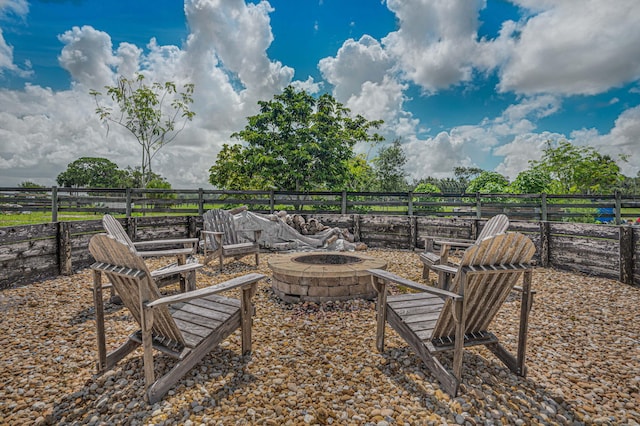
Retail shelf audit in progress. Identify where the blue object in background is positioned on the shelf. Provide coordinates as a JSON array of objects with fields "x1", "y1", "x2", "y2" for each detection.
[{"x1": 596, "y1": 207, "x2": 614, "y2": 223}]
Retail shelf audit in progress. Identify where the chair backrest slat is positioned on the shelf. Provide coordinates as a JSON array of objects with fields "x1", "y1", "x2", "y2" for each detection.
[
  {"x1": 203, "y1": 209, "x2": 241, "y2": 249},
  {"x1": 102, "y1": 214, "x2": 138, "y2": 254},
  {"x1": 476, "y1": 214, "x2": 509, "y2": 241},
  {"x1": 90, "y1": 234, "x2": 185, "y2": 346},
  {"x1": 432, "y1": 232, "x2": 535, "y2": 338}
]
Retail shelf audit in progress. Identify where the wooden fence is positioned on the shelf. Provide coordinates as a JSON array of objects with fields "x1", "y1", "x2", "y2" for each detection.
[
  {"x1": 1, "y1": 214, "x2": 638, "y2": 289},
  {"x1": 2, "y1": 187, "x2": 640, "y2": 224}
]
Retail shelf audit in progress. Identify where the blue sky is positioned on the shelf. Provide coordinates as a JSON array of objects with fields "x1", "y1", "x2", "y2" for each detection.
[{"x1": 1, "y1": 0, "x2": 639, "y2": 188}]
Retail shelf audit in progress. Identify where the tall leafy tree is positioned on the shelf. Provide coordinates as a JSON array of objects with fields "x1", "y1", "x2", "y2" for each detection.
[
  {"x1": 209, "y1": 86, "x2": 383, "y2": 191},
  {"x1": 530, "y1": 140, "x2": 624, "y2": 194},
  {"x1": 344, "y1": 154, "x2": 377, "y2": 191},
  {"x1": 373, "y1": 138, "x2": 408, "y2": 192},
  {"x1": 510, "y1": 168, "x2": 552, "y2": 194},
  {"x1": 120, "y1": 167, "x2": 172, "y2": 189},
  {"x1": 466, "y1": 171, "x2": 510, "y2": 193},
  {"x1": 454, "y1": 166, "x2": 484, "y2": 186},
  {"x1": 90, "y1": 75, "x2": 195, "y2": 188},
  {"x1": 56, "y1": 157, "x2": 126, "y2": 188},
  {"x1": 19, "y1": 181, "x2": 46, "y2": 189}
]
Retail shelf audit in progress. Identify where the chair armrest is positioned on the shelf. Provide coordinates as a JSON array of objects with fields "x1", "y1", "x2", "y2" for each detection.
[
  {"x1": 149, "y1": 262, "x2": 203, "y2": 279},
  {"x1": 367, "y1": 269, "x2": 461, "y2": 300},
  {"x1": 430, "y1": 264, "x2": 458, "y2": 275},
  {"x1": 137, "y1": 247, "x2": 195, "y2": 258},
  {"x1": 434, "y1": 239, "x2": 474, "y2": 249},
  {"x1": 237, "y1": 229, "x2": 262, "y2": 242},
  {"x1": 147, "y1": 273, "x2": 266, "y2": 308},
  {"x1": 133, "y1": 238, "x2": 199, "y2": 248},
  {"x1": 513, "y1": 285, "x2": 537, "y2": 295},
  {"x1": 201, "y1": 231, "x2": 223, "y2": 236}
]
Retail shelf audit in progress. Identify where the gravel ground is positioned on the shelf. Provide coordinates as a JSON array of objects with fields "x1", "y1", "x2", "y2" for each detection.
[{"x1": 0, "y1": 249, "x2": 639, "y2": 426}]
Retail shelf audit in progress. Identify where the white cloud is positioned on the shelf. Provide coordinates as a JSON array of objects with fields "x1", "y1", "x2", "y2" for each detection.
[
  {"x1": 404, "y1": 131, "x2": 476, "y2": 181},
  {"x1": 383, "y1": 0, "x2": 484, "y2": 92},
  {"x1": 319, "y1": 35, "x2": 393, "y2": 102},
  {"x1": 497, "y1": 0, "x2": 640, "y2": 95},
  {"x1": 58, "y1": 26, "x2": 118, "y2": 89},
  {"x1": 0, "y1": 0, "x2": 31, "y2": 77}
]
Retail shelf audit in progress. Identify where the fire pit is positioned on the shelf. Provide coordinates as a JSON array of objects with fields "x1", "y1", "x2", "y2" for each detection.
[{"x1": 268, "y1": 251, "x2": 387, "y2": 303}]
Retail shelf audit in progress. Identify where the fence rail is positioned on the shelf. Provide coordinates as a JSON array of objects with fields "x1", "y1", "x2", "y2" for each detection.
[{"x1": 2, "y1": 187, "x2": 640, "y2": 224}]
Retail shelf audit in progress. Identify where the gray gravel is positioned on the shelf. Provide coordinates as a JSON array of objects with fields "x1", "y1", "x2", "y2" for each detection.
[{"x1": 0, "y1": 249, "x2": 638, "y2": 425}]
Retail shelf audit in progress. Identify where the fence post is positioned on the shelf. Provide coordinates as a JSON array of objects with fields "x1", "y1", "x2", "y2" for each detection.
[
  {"x1": 475, "y1": 193, "x2": 481, "y2": 219},
  {"x1": 51, "y1": 186, "x2": 58, "y2": 223},
  {"x1": 198, "y1": 188, "x2": 204, "y2": 216},
  {"x1": 541, "y1": 193, "x2": 547, "y2": 222},
  {"x1": 615, "y1": 190, "x2": 621, "y2": 225},
  {"x1": 125, "y1": 217, "x2": 137, "y2": 241},
  {"x1": 619, "y1": 225, "x2": 634, "y2": 285},
  {"x1": 471, "y1": 219, "x2": 479, "y2": 239},
  {"x1": 187, "y1": 216, "x2": 198, "y2": 238},
  {"x1": 540, "y1": 221, "x2": 550, "y2": 267},
  {"x1": 353, "y1": 214, "x2": 361, "y2": 242},
  {"x1": 126, "y1": 188, "x2": 132, "y2": 218},
  {"x1": 408, "y1": 192, "x2": 414, "y2": 216},
  {"x1": 269, "y1": 190, "x2": 275, "y2": 214},
  {"x1": 341, "y1": 190, "x2": 347, "y2": 215},
  {"x1": 409, "y1": 215, "x2": 417, "y2": 251},
  {"x1": 57, "y1": 221, "x2": 72, "y2": 275}
]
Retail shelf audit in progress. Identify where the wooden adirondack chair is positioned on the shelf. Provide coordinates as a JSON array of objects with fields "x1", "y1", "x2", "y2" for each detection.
[
  {"x1": 89, "y1": 233, "x2": 266, "y2": 404},
  {"x1": 201, "y1": 209, "x2": 261, "y2": 271},
  {"x1": 419, "y1": 214, "x2": 509, "y2": 286},
  {"x1": 102, "y1": 214, "x2": 200, "y2": 291},
  {"x1": 370, "y1": 232, "x2": 535, "y2": 396}
]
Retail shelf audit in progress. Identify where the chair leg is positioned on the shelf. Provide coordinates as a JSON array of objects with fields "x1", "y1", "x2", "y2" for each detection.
[{"x1": 422, "y1": 264, "x2": 430, "y2": 280}]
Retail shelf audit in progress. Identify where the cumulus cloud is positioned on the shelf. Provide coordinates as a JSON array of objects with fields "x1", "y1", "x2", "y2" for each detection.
[
  {"x1": 58, "y1": 26, "x2": 119, "y2": 89},
  {"x1": 0, "y1": 0, "x2": 32, "y2": 77},
  {"x1": 319, "y1": 35, "x2": 393, "y2": 102},
  {"x1": 497, "y1": 0, "x2": 640, "y2": 95},
  {"x1": 383, "y1": 0, "x2": 483, "y2": 92}
]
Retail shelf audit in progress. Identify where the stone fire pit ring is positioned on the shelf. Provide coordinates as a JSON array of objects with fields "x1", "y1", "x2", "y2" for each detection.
[{"x1": 268, "y1": 251, "x2": 387, "y2": 303}]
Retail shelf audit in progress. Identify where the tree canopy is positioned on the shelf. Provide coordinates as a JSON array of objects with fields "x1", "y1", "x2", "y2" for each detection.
[
  {"x1": 466, "y1": 171, "x2": 510, "y2": 194},
  {"x1": 56, "y1": 158, "x2": 171, "y2": 189},
  {"x1": 373, "y1": 138, "x2": 408, "y2": 192},
  {"x1": 209, "y1": 85, "x2": 384, "y2": 191},
  {"x1": 90, "y1": 75, "x2": 195, "y2": 188},
  {"x1": 528, "y1": 140, "x2": 624, "y2": 194},
  {"x1": 56, "y1": 157, "x2": 125, "y2": 188}
]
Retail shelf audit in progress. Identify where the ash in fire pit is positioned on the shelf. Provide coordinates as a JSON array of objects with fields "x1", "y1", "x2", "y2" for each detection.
[
  {"x1": 268, "y1": 252, "x2": 387, "y2": 303},
  {"x1": 293, "y1": 254, "x2": 363, "y2": 265}
]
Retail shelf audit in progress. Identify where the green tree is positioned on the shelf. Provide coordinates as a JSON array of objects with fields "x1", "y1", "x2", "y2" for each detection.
[
  {"x1": 617, "y1": 171, "x2": 640, "y2": 195},
  {"x1": 91, "y1": 75, "x2": 195, "y2": 188},
  {"x1": 344, "y1": 154, "x2": 376, "y2": 191},
  {"x1": 510, "y1": 167, "x2": 552, "y2": 194},
  {"x1": 56, "y1": 157, "x2": 126, "y2": 188},
  {"x1": 18, "y1": 181, "x2": 46, "y2": 189},
  {"x1": 466, "y1": 171, "x2": 510, "y2": 194},
  {"x1": 120, "y1": 167, "x2": 171, "y2": 189},
  {"x1": 530, "y1": 140, "x2": 624, "y2": 194},
  {"x1": 209, "y1": 85, "x2": 383, "y2": 191},
  {"x1": 454, "y1": 166, "x2": 484, "y2": 186},
  {"x1": 413, "y1": 182, "x2": 443, "y2": 212},
  {"x1": 373, "y1": 138, "x2": 408, "y2": 192}
]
